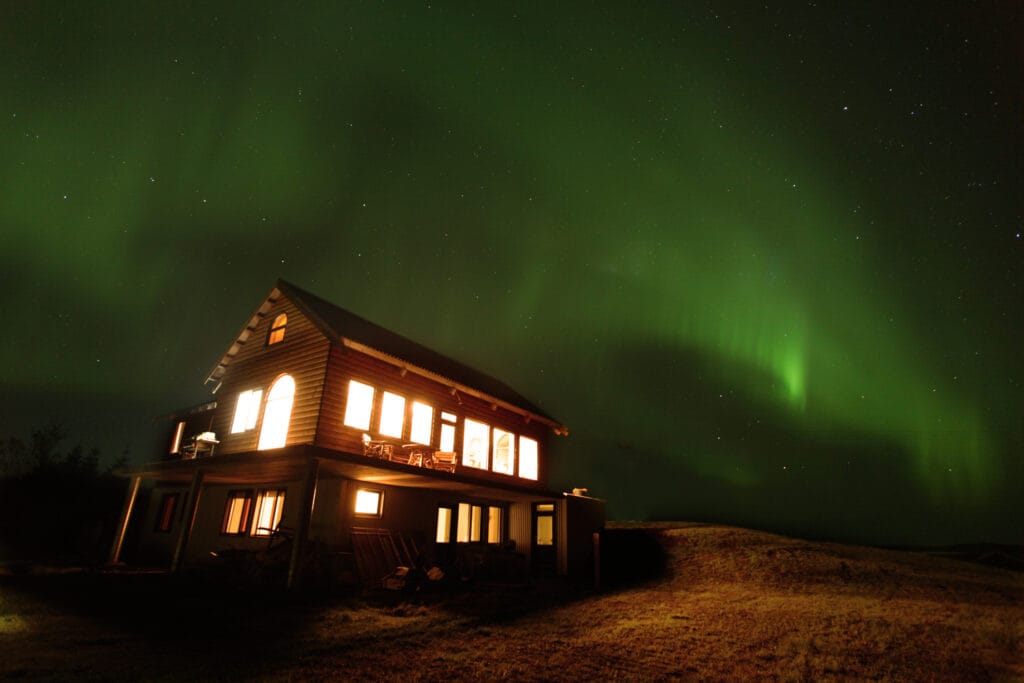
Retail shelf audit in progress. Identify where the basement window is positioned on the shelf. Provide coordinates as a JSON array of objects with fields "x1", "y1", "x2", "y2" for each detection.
[
  {"x1": 354, "y1": 488, "x2": 383, "y2": 517},
  {"x1": 267, "y1": 313, "x2": 287, "y2": 345}
]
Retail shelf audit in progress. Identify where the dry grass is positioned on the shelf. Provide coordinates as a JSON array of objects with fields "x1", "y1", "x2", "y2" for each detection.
[{"x1": 1, "y1": 524, "x2": 1021, "y2": 681}]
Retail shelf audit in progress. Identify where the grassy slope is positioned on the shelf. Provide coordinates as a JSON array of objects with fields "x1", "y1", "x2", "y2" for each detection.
[{"x1": 1, "y1": 523, "x2": 1021, "y2": 681}]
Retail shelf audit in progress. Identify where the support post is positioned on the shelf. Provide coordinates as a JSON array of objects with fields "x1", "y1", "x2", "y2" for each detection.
[
  {"x1": 287, "y1": 457, "x2": 319, "y2": 589},
  {"x1": 171, "y1": 468, "x2": 204, "y2": 573},
  {"x1": 593, "y1": 531, "x2": 601, "y2": 591},
  {"x1": 107, "y1": 475, "x2": 141, "y2": 565}
]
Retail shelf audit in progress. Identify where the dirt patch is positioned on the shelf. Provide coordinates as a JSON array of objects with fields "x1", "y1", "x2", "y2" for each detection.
[{"x1": 1, "y1": 523, "x2": 1021, "y2": 681}]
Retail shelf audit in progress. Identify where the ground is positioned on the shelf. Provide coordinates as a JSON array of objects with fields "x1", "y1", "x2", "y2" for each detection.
[{"x1": 1, "y1": 523, "x2": 1021, "y2": 681}]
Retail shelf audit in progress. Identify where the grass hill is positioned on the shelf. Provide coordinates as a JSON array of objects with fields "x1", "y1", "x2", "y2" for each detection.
[{"x1": 1, "y1": 522, "x2": 1021, "y2": 681}]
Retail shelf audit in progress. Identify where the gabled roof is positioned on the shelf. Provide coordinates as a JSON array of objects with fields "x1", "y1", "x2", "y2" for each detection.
[{"x1": 207, "y1": 280, "x2": 566, "y2": 434}]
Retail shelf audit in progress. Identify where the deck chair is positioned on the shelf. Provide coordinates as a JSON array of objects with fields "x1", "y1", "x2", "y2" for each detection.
[
  {"x1": 362, "y1": 433, "x2": 393, "y2": 458},
  {"x1": 427, "y1": 451, "x2": 458, "y2": 473}
]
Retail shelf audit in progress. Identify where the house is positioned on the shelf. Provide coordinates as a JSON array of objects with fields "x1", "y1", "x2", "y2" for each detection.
[{"x1": 110, "y1": 280, "x2": 604, "y2": 587}]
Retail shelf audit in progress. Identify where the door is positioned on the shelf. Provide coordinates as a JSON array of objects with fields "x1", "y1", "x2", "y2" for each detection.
[{"x1": 531, "y1": 502, "x2": 556, "y2": 574}]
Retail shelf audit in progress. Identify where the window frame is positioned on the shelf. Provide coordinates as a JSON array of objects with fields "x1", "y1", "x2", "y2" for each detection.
[
  {"x1": 251, "y1": 488, "x2": 287, "y2": 537},
  {"x1": 231, "y1": 389, "x2": 263, "y2": 434},
  {"x1": 354, "y1": 487, "x2": 384, "y2": 518},
  {"x1": 462, "y1": 418, "x2": 490, "y2": 470},
  {"x1": 436, "y1": 505, "x2": 454, "y2": 543},
  {"x1": 257, "y1": 375, "x2": 295, "y2": 450},
  {"x1": 518, "y1": 436, "x2": 539, "y2": 481},
  {"x1": 378, "y1": 391, "x2": 406, "y2": 439},
  {"x1": 221, "y1": 490, "x2": 255, "y2": 536},
  {"x1": 267, "y1": 312, "x2": 287, "y2": 346},
  {"x1": 343, "y1": 379, "x2": 375, "y2": 431},
  {"x1": 154, "y1": 492, "x2": 179, "y2": 533}
]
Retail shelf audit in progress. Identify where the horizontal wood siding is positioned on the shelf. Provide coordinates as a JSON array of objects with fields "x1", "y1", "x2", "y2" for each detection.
[
  {"x1": 316, "y1": 345, "x2": 552, "y2": 488},
  {"x1": 210, "y1": 297, "x2": 330, "y2": 455}
]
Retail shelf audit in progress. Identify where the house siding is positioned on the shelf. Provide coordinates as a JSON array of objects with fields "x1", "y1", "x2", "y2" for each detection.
[
  {"x1": 317, "y1": 345, "x2": 551, "y2": 488},
  {"x1": 210, "y1": 297, "x2": 330, "y2": 455}
]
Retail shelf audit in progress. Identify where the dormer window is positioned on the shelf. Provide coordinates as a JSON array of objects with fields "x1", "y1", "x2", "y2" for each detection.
[{"x1": 267, "y1": 313, "x2": 287, "y2": 345}]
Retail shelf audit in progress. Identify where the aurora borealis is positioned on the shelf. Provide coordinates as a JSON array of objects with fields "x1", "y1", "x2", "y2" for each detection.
[{"x1": 2, "y1": 2, "x2": 1020, "y2": 545}]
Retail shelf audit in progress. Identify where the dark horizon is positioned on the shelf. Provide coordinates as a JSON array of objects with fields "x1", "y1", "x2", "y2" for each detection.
[{"x1": 3, "y1": 2, "x2": 1020, "y2": 549}]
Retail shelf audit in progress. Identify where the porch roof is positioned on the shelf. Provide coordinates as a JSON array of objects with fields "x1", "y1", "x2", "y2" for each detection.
[{"x1": 117, "y1": 445, "x2": 559, "y2": 503}]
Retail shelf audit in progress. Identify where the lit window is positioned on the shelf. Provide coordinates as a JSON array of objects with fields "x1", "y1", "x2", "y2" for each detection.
[
  {"x1": 252, "y1": 489, "x2": 286, "y2": 536},
  {"x1": 470, "y1": 505, "x2": 482, "y2": 542},
  {"x1": 354, "y1": 488, "x2": 382, "y2": 516},
  {"x1": 379, "y1": 391, "x2": 406, "y2": 438},
  {"x1": 343, "y1": 380, "x2": 374, "y2": 430},
  {"x1": 170, "y1": 421, "x2": 186, "y2": 454},
  {"x1": 154, "y1": 493, "x2": 179, "y2": 533},
  {"x1": 487, "y1": 506, "x2": 502, "y2": 544},
  {"x1": 519, "y1": 436, "x2": 538, "y2": 480},
  {"x1": 222, "y1": 490, "x2": 254, "y2": 535},
  {"x1": 456, "y1": 502, "x2": 471, "y2": 543},
  {"x1": 439, "y1": 412, "x2": 457, "y2": 451},
  {"x1": 258, "y1": 375, "x2": 295, "y2": 450},
  {"x1": 410, "y1": 401, "x2": 433, "y2": 445},
  {"x1": 462, "y1": 419, "x2": 489, "y2": 470},
  {"x1": 536, "y1": 503, "x2": 554, "y2": 546},
  {"x1": 436, "y1": 506, "x2": 452, "y2": 543},
  {"x1": 492, "y1": 429, "x2": 514, "y2": 475},
  {"x1": 231, "y1": 389, "x2": 263, "y2": 434},
  {"x1": 267, "y1": 313, "x2": 287, "y2": 345}
]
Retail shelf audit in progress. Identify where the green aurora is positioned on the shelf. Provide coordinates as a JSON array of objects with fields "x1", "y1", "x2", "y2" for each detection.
[{"x1": 2, "y1": 3, "x2": 1019, "y2": 544}]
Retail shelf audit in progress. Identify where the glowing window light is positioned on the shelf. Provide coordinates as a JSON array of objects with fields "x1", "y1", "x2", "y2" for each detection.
[
  {"x1": 456, "y1": 502, "x2": 471, "y2": 543},
  {"x1": 470, "y1": 505, "x2": 482, "y2": 542},
  {"x1": 257, "y1": 375, "x2": 294, "y2": 450},
  {"x1": 379, "y1": 391, "x2": 406, "y2": 438},
  {"x1": 518, "y1": 437, "x2": 538, "y2": 480},
  {"x1": 221, "y1": 491, "x2": 253, "y2": 534},
  {"x1": 410, "y1": 401, "x2": 433, "y2": 444},
  {"x1": 487, "y1": 506, "x2": 502, "y2": 543},
  {"x1": 492, "y1": 429, "x2": 514, "y2": 475},
  {"x1": 267, "y1": 313, "x2": 287, "y2": 345},
  {"x1": 440, "y1": 412, "x2": 457, "y2": 451},
  {"x1": 251, "y1": 489, "x2": 285, "y2": 536},
  {"x1": 436, "y1": 506, "x2": 452, "y2": 543},
  {"x1": 536, "y1": 515, "x2": 554, "y2": 546},
  {"x1": 354, "y1": 489, "x2": 382, "y2": 516},
  {"x1": 231, "y1": 389, "x2": 263, "y2": 434},
  {"x1": 462, "y1": 419, "x2": 489, "y2": 470},
  {"x1": 343, "y1": 380, "x2": 374, "y2": 430},
  {"x1": 170, "y1": 421, "x2": 186, "y2": 454}
]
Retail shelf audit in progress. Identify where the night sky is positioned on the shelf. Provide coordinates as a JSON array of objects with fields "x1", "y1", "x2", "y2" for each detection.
[{"x1": 2, "y1": 3, "x2": 1020, "y2": 546}]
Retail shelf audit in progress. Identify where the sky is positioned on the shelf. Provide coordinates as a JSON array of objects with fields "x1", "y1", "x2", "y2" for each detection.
[{"x1": 2, "y1": 2, "x2": 1020, "y2": 546}]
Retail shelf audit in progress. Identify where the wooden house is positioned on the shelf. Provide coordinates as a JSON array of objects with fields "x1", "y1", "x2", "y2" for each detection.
[{"x1": 110, "y1": 280, "x2": 604, "y2": 587}]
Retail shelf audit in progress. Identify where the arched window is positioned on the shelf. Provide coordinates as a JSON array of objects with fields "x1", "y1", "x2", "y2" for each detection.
[
  {"x1": 267, "y1": 313, "x2": 287, "y2": 345},
  {"x1": 258, "y1": 375, "x2": 295, "y2": 450}
]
